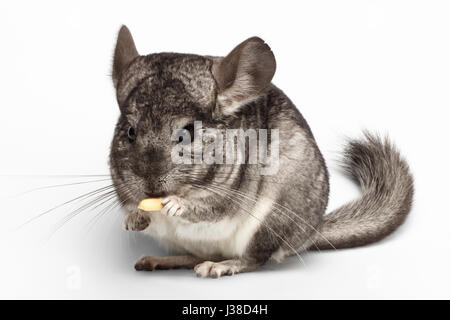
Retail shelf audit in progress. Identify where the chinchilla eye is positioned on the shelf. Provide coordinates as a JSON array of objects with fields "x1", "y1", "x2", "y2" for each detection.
[
  {"x1": 178, "y1": 123, "x2": 195, "y2": 144},
  {"x1": 183, "y1": 123, "x2": 195, "y2": 139},
  {"x1": 127, "y1": 126, "x2": 136, "y2": 143}
]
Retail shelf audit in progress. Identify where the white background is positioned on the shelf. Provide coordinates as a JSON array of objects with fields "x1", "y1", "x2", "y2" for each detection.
[{"x1": 0, "y1": 0, "x2": 449, "y2": 299}]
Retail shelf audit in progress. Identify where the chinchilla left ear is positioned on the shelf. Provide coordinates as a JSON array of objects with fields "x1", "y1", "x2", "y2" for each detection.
[
  {"x1": 212, "y1": 37, "x2": 276, "y2": 116},
  {"x1": 112, "y1": 25, "x2": 139, "y2": 89}
]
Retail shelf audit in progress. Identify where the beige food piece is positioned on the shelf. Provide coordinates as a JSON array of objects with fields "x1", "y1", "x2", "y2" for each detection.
[{"x1": 138, "y1": 198, "x2": 163, "y2": 211}]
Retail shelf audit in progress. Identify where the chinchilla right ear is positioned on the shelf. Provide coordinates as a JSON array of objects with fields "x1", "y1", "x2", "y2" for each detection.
[
  {"x1": 112, "y1": 25, "x2": 139, "y2": 89},
  {"x1": 212, "y1": 37, "x2": 276, "y2": 116}
]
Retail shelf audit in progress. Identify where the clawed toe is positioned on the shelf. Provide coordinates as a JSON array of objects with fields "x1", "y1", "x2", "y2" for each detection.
[
  {"x1": 194, "y1": 261, "x2": 238, "y2": 278},
  {"x1": 161, "y1": 197, "x2": 184, "y2": 217}
]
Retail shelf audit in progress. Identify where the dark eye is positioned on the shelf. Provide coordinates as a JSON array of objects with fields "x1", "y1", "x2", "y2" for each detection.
[
  {"x1": 183, "y1": 123, "x2": 195, "y2": 138},
  {"x1": 127, "y1": 126, "x2": 136, "y2": 143},
  {"x1": 179, "y1": 123, "x2": 195, "y2": 144}
]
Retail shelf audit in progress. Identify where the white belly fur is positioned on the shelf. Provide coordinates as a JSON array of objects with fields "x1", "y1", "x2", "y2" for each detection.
[{"x1": 142, "y1": 197, "x2": 275, "y2": 259}]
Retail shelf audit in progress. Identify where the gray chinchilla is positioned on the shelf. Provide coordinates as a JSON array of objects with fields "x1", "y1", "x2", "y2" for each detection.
[{"x1": 109, "y1": 26, "x2": 413, "y2": 278}]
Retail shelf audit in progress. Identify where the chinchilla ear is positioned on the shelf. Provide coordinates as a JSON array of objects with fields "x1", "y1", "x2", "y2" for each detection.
[
  {"x1": 112, "y1": 25, "x2": 139, "y2": 88},
  {"x1": 212, "y1": 37, "x2": 276, "y2": 116}
]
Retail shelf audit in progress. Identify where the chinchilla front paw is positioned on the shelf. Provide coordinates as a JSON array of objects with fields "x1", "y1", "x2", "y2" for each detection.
[
  {"x1": 124, "y1": 212, "x2": 150, "y2": 231},
  {"x1": 161, "y1": 196, "x2": 184, "y2": 217}
]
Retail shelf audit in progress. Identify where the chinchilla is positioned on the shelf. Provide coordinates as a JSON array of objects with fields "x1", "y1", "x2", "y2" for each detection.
[{"x1": 109, "y1": 26, "x2": 413, "y2": 278}]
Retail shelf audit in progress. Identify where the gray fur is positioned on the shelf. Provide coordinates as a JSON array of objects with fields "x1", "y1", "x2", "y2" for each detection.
[
  {"x1": 108, "y1": 25, "x2": 414, "y2": 277},
  {"x1": 310, "y1": 133, "x2": 414, "y2": 250}
]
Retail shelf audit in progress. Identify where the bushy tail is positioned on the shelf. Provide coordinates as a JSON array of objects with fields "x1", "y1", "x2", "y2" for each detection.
[{"x1": 312, "y1": 132, "x2": 414, "y2": 250}]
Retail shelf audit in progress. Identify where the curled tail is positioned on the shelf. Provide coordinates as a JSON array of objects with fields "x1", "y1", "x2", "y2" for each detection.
[{"x1": 312, "y1": 132, "x2": 414, "y2": 250}]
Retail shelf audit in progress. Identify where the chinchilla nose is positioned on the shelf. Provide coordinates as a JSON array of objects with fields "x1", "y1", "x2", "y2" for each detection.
[
  {"x1": 132, "y1": 145, "x2": 168, "y2": 179},
  {"x1": 147, "y1": 146, "x2": 165, "y2": 165}
]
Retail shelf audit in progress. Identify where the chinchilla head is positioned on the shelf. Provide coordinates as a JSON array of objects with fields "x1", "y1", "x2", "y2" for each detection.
[{"x1": 109, "y1": 25, "x2": 275, "y2": 207}]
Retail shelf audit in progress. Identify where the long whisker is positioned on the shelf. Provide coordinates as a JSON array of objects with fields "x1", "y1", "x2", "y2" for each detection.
[
  {"x1": 53, "y1": 181, "x2": 132, "y2": 229},
  {"x1": 12, "y1": 178, "x2": 112, "y2": 197},
  {"x1": 48, "y1": 189, "x2": 122, "y2": 238},
  {"x1": 17, "y1": 184, "x2": 117, "y2": 229},
  {"x1": 85, "y1": 183, "x2": 134, "y2": 234},
  {"x1": 179, "y1": 169, "x2": 311, "y2": 187},
  {"x1": 85, "y1": 198, "x2": 122, "y2": 234},
  {"x1": 0, "y1": 174, "x2": 111, "y2": 178}
]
